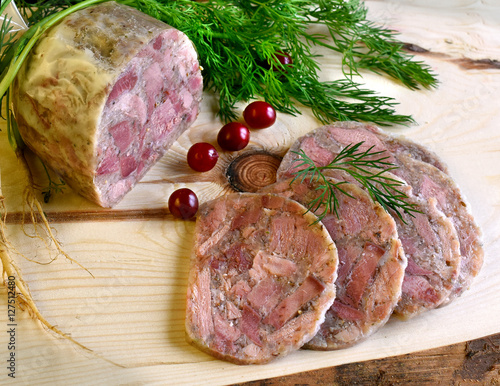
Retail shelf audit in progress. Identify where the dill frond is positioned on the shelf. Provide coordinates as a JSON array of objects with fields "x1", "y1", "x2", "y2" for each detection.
[
  {"x1": 1, "y1": 0, "x2": 437, "y2": 128},
  {"x1": 120, "y1": 0, "x2": 437, "y2": 125},
  {"x1": 291, "y1": 143, "x2": 420, "y2": 222}
]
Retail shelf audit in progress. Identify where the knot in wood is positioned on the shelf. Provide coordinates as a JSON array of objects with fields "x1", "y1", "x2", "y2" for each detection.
[{"x1": 226, "y1": 151, "x2": 282, "y2": 193}]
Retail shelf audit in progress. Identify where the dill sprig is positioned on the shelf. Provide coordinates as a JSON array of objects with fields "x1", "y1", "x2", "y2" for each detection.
[
  {"x1": 304, "y1": 1, "x2": 438, "y2": 90},
  {"x1": 120, "y1": 0, "x2": 437, "y2": 124},
  {"x1": 40, "y1": 162, "x2": 66, "y2": 204},
  {"x1": 1, "y1": 0, "x2": 437, "y2": 129},
  {"x1": 290, "y1": 143, "x2": 420, "y2": 221},
  {"x1": 0, "y1": 13, "x2": 17, "y2": 80}
]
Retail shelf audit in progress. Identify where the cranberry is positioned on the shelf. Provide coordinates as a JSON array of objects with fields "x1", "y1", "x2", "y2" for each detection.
[
  {"x1": 243, "y1": 101, "x2": 277, "y2": 129},
  {"x1": 168, "y1": 188, "x2": 199, "y2": 219},
  {"x1": 217, "y1": 122, "x2": 250, "y2": 151},
  {"x1": 259, "y1": 51, "x2": 293, "y2": 71},
  {"x1": 187, "y1": 142, "x2": 219, "y2": 172},
  {"x1": 275, "y1": 51, "x2": 292, "y2": 67}
]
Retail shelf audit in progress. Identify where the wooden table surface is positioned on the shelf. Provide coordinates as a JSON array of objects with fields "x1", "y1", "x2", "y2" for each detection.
[
  {"x1": 235, "y1": 333, "x2": 500, "y2": 385},
  {"x1": 1, "y1": 1, "x2": 500, "y2": 385}
]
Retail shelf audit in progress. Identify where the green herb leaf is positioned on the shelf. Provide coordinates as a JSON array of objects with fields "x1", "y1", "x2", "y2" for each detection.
[
  {"x1": 291, "y1": 143, "x2": 420, "y2": 222},
  {"x1": 304, "y1": 1, "x2": 438, "y2": 90},
  {"x1": 2, "y1": 0, "x2": 437, "y2": 128}
]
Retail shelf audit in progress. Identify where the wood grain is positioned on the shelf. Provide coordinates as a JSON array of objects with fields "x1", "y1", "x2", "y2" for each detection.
[
  {"x1": 0, "y1": 1, "x2": 499, "y2": 384},
  {"x1": 234, "y1": 333, "x2": 500, "y2": 385}
]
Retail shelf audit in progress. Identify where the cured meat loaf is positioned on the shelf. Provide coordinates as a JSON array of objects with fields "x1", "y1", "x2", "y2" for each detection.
[
  {"x1": 310, "y1": 122, "x2": 482, "y2": 303},
  {"x1": 185, "y1": 193, "x2": 338, "y2": 364},
  {"x1": 13, "y1": 2, "x2": 203, "y2": 207},
  {"x1": 347, "y1": 125, "x2": 482, "y2": 302},
  {"x1": 276, "y1": 122, "x2": 474, "y2": 317},
  {"x1": 262, "y1": 178, "x2": 406, "y2": 349}
]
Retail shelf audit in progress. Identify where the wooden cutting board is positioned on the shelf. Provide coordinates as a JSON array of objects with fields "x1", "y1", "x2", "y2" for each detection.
[{"x1": 1, "y1": 1, "x2": 499, "y2": 384}]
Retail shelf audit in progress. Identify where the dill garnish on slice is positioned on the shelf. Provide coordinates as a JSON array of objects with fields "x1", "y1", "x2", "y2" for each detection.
[{"x1": 290, "y1": 143, "x2": 420, "y2": 222}]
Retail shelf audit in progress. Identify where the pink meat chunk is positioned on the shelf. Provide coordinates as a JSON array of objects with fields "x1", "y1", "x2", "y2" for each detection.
[
  {"x1": 231, "y1": 205, "x2": 262, "y2": 230},
  {"x1": 213, "y1": 312, "x2": 241, "y2": 354},
  {"x1": 247, "y1": 278, "x2": 284, "y2": 316},
  {"x1": 225, "y1": 243, "x2": 253, "y2": 273},
  {"x1": 96, "y1": 147, "x2": 120, "y2": 176},
  {"x1": 269, "y1": 216, "x2": 296, "y2": 254},
  {"x1": 262, "y1": 177, "x2": 405, "y2": 350},
  {"x1": 264, "y1": 275, "x2": 325, "y2": 330},
  {"x1": 109, "y1": 121, "x2": 133, "y2": 153},
  {"x1": 240, "y1": 305, "x2": 263, "y2": 346},
  {"x1": 107, "y1": 68, "x2": 138, "y2": 103},
  {"x1": 344, "y1": 243, "x2": 385, "y2": 307},
  {"x1": 402, "y1": 275, "x2": 440, "y2": 305},
  {"x1": 405, "y1": 259, "x2": 434, "y2": 276},
  {"x1": 93, "y1": 26, "x2": 202, "y2": 207},
  {"x1": 185, "y1": 193, "x2": 338, "y2": 364},
  {"x1": 119, "y1": 155, "x2": 138, "y2": 178},
  {"x1": 251, "y1": 251, "x2": 298, "y2": 279},
  {"x1": 331, "y1": 300, "x2": 365, "y2": 322}
]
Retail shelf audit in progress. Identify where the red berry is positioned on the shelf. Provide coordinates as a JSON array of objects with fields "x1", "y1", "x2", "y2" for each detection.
[
  {"x1": 243, "y1": 101, "x2": 276, "y2": 129},
  {"x1": 260, "y1": 51, "x2": 293, "y2": 71},
  {"x1": 217, "y1": 122, "x2": 250, "y2": 151},
  {"x1": 275, "y1": 51, "x2": 292, "y2": 67},
  {"x1": 168, "y1": 188, "x2": 199, "y2": 219},
  {"x1": 187, "y1": 142, "x2": 219, "y2": 172}
]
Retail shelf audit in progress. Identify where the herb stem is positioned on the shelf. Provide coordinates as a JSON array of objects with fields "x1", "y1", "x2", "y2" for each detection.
[
  {"x1": 291, "y1": 143, "x2": 420, "y2": 222},
  {"x1": 1, "y1": 0, "x2": 438, "y2": 140}
]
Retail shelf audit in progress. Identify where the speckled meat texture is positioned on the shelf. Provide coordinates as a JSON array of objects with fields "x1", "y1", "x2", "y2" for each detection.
[
  {"x1": 13, "y1": 2, "x2": 203, "y2": 207},
  {"x1": 390, "y1": 183, "x2": 461, "y2": 318},
  {"x1": 277, "y1": 121, "x2": 448, "y2": 180},
  {"x1": 185, "y1": 193, "x2": 339, "y2": 364},
  {"x1": 276, "y1": 122, "x2": 476, "y2": 316},
  {"x1": 394, "y1": 155, "x2": 483, "y2": 304},
  {"x1": 262, "y1": 178, "x2": 406, "y2": 349},
  {"x1": 359, "y1": 123, "x2": 450, "y2": 174}
]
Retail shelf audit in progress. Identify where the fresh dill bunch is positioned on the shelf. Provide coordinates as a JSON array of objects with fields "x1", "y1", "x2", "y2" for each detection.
[
  {"x1": 1, "y1": 0, "x2": 437, "y2": 127},
  {"x1": 11, "y1": 0, "x2": 79, "y2": 24},
  {"x1": 305, "y1": 0, "x2": 438, "y2": 90},
  {"x1": 290, "y1": 143, "x2": 420, "y2": 222},
  {"x1": 119, "y1": 0, "x2": 437, "y2": 125}
]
